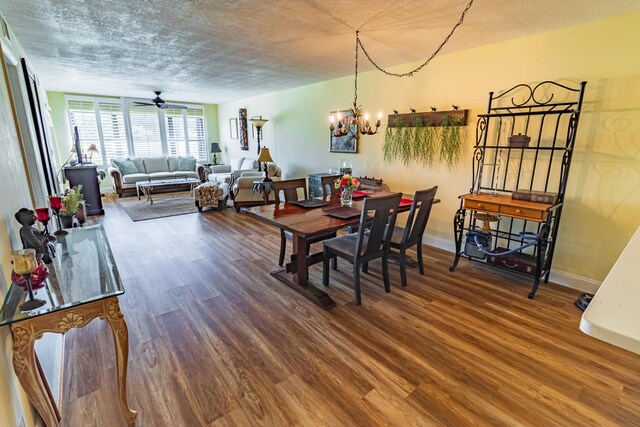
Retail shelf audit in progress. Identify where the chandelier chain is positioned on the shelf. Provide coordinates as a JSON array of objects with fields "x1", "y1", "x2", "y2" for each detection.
[
  {"x1": 356, "y1": 0, "x2": 474, "y2": 78},
  {"x1": 354, "y1": 30, "x2": 360, "y2": 109}
]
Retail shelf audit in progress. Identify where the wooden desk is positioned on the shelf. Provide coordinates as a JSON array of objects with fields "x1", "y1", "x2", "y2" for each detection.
[
  {"x1": 0, "y1": 225, "x2": 137, "y2": 426},
  {"x1": 580, "y1": 226, "x2": 640, "y2": 355},
  {"x1": 244, "y1": 193, "x2": 438, "y2": 309}
]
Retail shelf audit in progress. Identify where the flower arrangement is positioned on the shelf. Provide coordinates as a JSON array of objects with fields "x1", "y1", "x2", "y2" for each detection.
[
  {"x1": 334, "y1": 174, "x2": 360, "y2": 192},
  {"x1": 60, "y1": 185, "x2": 84, "y2": 216}
]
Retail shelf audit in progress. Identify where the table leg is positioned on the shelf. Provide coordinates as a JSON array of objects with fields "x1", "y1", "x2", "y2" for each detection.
[
  {"x1": 270, "y1": 233, "x2": 336, "y2": 309},
  {"x1": 104, "y1": 299, "x2": 138, "y2": 426},
  {"x1": 11, "y1": 325, "x2": 60, "y2": 427}
]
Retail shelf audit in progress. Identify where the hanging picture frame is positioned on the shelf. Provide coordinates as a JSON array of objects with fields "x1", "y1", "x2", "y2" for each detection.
[
  {"x1": 239, "y1": 108, "x2": 249, "y2": 150},
  {"x1": 229, "y1": 118, "x2": 238, "y2": 139},
  {"x1": 329, "y1": 110, "x2": 358, "y2": 153}
]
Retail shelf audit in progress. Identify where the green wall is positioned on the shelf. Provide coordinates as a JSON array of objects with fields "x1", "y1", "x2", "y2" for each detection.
[{"x1": 217, "y1": 11, "x2": 640, "y2": 287}]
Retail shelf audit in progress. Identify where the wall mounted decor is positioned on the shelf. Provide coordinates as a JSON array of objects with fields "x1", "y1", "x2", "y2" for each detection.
[
  {"x1": 239, "y1": 108, "x2": 248, "y2": 151},
  {"x1": 329, "y1": 110, "x2": 357, "y2": 153},
  {"x1": 229, "y1": 118, "x2": 238, "y2": 139}
]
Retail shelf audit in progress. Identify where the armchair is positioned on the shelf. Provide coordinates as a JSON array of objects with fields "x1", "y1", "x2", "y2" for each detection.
[
  {"x1": 232, "y1": 163, "x2": 282, "y2": 211},
  {"x1": 208, "y1": 157, "x2": 259, "y2": 186}
]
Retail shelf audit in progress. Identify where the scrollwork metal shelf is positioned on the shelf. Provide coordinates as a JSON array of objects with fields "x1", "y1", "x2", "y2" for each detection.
[{"x1": 449, "y1": 80, "x2": 587, "y2": 299}]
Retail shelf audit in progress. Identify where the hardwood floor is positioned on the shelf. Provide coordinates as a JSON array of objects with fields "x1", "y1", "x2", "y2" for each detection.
[{"x1": 60, "y1": 195, "x2": 640, "y2": 426}]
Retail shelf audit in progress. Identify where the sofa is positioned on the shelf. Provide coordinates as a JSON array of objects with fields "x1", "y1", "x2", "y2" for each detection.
[
  {"x1": 206, "y1": 157, "x2": 260, "y2": 186},
  {"x1": 108, "y1": 156, "x2": 205, "y2": 197},
  {"x1": 232, "y1": 163, "x2": 282, "y2": 211}
]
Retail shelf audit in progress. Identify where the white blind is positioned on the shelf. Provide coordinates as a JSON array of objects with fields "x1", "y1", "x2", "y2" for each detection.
[
  {"x1": 186, "y1": 108, "x2": 207, "y2": 160},
  {"x1": 164, "y1": 108, "x2": 187, "y2": 156},
  {"x1": 68, "y1": 100, "x2": 100, "y2": 162},
  {"x1": 130, "y1": 105, "x2": 162, "y2": 157},
  {"x1": 98, "y1": 102, "x2": 128, "y2": 162}
]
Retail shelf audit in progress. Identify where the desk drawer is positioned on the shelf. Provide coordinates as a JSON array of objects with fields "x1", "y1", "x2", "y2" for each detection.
[
  {"x1": 499, "y1": 204, "x2": 546, "y2": 221},
  {"x1": 463, "y1": 200, "x2": 499, "y2": 213}
]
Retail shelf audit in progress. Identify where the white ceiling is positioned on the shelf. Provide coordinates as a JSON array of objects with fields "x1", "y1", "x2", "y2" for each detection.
[{"x1": 1, "y1": 0, "x2": 639, "y2": 104}]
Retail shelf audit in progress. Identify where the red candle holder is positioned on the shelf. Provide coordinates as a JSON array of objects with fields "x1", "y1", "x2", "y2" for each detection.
[
  {"x1": 35, "y1": 207, "x2": 51, "y2": 235},
  {"x1": 48, "y1": 195, "x2": 68, "y2": 236}
]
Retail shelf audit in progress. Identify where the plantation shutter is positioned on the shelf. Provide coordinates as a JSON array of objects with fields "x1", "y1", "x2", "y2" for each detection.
[
  {"x1": 186, "y1": 108, "x2": 207, "y2": 161},
  {"x1": 129, "y1": 105, "x2": 163, "y2": 157},
  {"x1": 164, "y1": 108, "x2": 187, "y2": 156},
  {"x1": 68, "y1": 100, "x2": 100, "y2": 163},
  {"x1": 98, "y1": 102, "x2": 128, "y2": 163}
]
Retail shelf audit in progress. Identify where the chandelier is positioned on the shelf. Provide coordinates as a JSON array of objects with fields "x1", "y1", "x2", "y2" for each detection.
[{"x1": 329, "y1": 0, "x2": 475, "y2": 137}]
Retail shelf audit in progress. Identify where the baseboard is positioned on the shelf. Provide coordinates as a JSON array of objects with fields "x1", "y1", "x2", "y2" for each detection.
[{"x1": 423, "y1": 233, "x2": 601, "y2": 294}]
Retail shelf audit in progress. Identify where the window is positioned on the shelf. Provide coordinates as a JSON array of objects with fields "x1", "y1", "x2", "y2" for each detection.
[{"x1": 65, "y1": 96, "x2": 208, "y2": 165}]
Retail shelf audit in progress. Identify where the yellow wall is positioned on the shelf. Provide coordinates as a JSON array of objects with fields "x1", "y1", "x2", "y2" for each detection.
[
  {"x1": 0, "y1": 21, "x2": 41, "y2": 427},
  {"x1": 218, "y1": 12, "x2": 640, "y2": 284}
]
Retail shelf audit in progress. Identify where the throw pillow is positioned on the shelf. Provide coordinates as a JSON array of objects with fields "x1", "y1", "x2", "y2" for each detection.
[
  {"x1": 241, "y1": 158, "x2": 256, "y2": 170},
  {"x1": 177, "y1": 156, "x2": 197, "y2": 172},
  {"x1": 112, "y1": 159, "x2": 139, "y2": 176},
  {"x1": 230, "y1": 157, "x2": 243, "y2": 171}
]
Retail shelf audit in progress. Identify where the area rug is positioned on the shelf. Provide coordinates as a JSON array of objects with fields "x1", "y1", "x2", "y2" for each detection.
[{"x1": 118, "y1": 192, "x2": 198, "y2": 222}]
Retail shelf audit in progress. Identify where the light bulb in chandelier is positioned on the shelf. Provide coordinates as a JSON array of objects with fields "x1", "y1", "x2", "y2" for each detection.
[{"x1": 329, "y1": 111, "x2": 351, "y2": 137}]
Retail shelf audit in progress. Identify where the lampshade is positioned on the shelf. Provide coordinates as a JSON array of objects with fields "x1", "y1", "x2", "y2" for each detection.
[
  {"x1": 11, "y1": 249, "x2": 37, "y2": 274},
  {"x1": 86, "y1": 143, "x2": 99, "y2": 154},
  {"x1": 249, "y1": 116, "x2": 268, "y2": 128},
  {"x1": 257, "y1": 147, "x2": 273, "y2": 163},
  {"x1": 210, "y1": 142, "x2": 222, "y2": 153},
  {"x1": 70, "y1": 144, "x2": 77, "y2": 153}
]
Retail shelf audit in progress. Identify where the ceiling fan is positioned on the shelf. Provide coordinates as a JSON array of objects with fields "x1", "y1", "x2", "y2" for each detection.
[{"x1": 133, "y1": 91, "x2": 187, "y2": 109}]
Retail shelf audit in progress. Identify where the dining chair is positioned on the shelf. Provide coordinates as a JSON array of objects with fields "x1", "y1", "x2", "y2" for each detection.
[
  {"x1": 388, "y1": 186, "x2": 438, "y2": 287},
  {"x1": 322, "y1": 192, "x2": 402, "y2": 305},
  {"x1": 273, "y1": 178, "x2": 337, "y2": 267},
  {"x1": 320, "y1": 174, "x2": 341, "y2": 198}
]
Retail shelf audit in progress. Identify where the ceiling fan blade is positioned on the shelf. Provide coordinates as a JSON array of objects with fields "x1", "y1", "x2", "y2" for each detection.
[
  {"x1": 163, "y1": 104, "x2": 188, "y2": 109},
  {"x1": 133, "y1": 102, "x2": 154, "y2": 106}
]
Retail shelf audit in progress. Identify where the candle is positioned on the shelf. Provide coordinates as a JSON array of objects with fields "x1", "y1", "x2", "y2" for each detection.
[
  {"x1": 49, "y1": 196, "x2": 62, "y2": 210},
  {"x1": 11, "y1": 249, "x2": 37, "y2": 274},
  {"x1": 35, "y1": 207, "x2": 50, "y2": 222}
]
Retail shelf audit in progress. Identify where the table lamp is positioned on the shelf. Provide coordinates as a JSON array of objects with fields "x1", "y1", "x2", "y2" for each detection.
[
  {"x1": 249, "y1": 116, "x2": 268, "y2": 156},
  {"x1": 210, "y1": 142, "x2": 222, "y2": 165},
  {"x1": 257, "y1": 147, "x2": 274, "y2": 182},
  {"x1": 85, "y1": 143, "x2": 99, "y2": 163},
  {"x1": 11, "y1": 249, "x2": 46, "y2": 311}
]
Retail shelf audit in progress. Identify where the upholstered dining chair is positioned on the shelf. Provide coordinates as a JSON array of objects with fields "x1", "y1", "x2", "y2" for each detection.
[
  {"x1": 322, "y1": 192, "x2": 402, "y2": 305},
  {"x1": 320, "y1": 174, "x2": 341, "y2": 198},
  {"x1": 274, "y1": 178, "x2": 337, "y2": 267},
  {"x1": 388, "y1": 186, "x2": 438, "y2": 287}
]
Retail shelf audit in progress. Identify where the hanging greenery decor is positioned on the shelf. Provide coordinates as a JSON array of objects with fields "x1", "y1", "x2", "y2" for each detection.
[
  {"x1": 412, "y1": 119, "x2": 436, "y2": 166},
  {"x1": 439, "y1": 115, "x2": 464, "y2": 169}
]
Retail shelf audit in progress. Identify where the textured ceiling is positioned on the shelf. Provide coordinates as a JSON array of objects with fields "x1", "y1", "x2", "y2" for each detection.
[{"x1": 1, "y1": 0, "x2": 639, "y2": 104}]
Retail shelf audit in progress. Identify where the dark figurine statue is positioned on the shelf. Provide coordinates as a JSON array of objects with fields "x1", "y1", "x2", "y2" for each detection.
[{"x1": 15, "y1": 208, "x2": 56, "y2": 264}]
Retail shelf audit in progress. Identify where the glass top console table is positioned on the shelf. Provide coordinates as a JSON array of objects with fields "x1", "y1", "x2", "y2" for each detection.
[{"x1": 0, "y1": 225, "x2": 138, "y2": 426}]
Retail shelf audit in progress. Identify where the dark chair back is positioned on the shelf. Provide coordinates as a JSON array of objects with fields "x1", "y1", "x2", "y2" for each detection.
[
  {"x1": 320, "y1": 175, "x2": 341, "y2": 198},
  {"x1": 402, "y1": 186, "x2": 438, "y2": 246},
  {"x1": 356, "y1": 193, "x2": 402, "y2": 259},
  {"x1": 274, "y1": 178, "x2": 308, "y2": 204}
]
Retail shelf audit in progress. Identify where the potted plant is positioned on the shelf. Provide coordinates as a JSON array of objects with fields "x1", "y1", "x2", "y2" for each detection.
[{"x1": 59, "y1": 185, "x2": 84, "y2": 229}]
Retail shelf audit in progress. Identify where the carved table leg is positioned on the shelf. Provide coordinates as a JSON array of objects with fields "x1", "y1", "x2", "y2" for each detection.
[
  {"x1": 11, "y1": 324, "x2": 60, "y2": 427},
  {"x1": 104, "y1": 299, "x2": 138, "y2": 426}
]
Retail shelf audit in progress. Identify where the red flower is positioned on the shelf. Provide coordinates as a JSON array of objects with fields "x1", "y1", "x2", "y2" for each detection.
[{"x1": 339, "y1": 178, "x2": 348, "y2": 187}]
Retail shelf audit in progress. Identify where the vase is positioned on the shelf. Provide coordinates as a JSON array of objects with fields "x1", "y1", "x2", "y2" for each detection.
[
  {"x1": 341, "y1": 189, "x2": 353, "y2": 208},
  {"x1": 59, "y1": 214, "x2": 74, "y2": 229}
]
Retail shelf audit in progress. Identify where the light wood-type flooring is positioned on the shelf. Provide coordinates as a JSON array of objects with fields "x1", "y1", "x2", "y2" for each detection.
[{"x1": 60, "y1": 195, "x2": 640, "y2": 426}]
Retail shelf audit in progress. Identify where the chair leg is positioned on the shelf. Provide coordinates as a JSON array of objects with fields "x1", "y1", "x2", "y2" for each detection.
[
  {"x1": 353, "y1": 264, "x2": 362, "y2": 305},
  {"x1": 417, "y1": 242, "x2": 425, "y2": 275},
  {"x1": 399, "y1": 249, "x2": 407, "y2": 287},
  {"x1": 362, "y1": 261, "x2": 368, "y2": 273},
  {"x1": 323, "y1": 247, "x2": 330, "y2": 286},
  {"x1": 382, "y1": 256, "x2": 391, "y2": 293},
  {"x1": 279, "y1": 230, "x2": 286, "y2": 266}
]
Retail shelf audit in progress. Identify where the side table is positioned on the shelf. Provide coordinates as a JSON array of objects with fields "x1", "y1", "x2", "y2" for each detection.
[
  {"x1": 0, "y1": 225, "x2": 137, "y2": 426},
  {"x1": 252, "y1": 180, "x2": 275, "y2": 205}
]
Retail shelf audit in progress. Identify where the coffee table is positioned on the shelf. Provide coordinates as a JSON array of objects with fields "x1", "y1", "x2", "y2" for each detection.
[{"x1": 136, "y1": 177, "x2": 200, "y2": 205}]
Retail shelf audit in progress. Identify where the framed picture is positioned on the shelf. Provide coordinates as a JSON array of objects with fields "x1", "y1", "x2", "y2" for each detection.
[
  {"x1": 329, "y1": 110, "x2": 358, "y2": 153},
  {"x1": 239, "y1": 108, "x2": 248, "y2": 151},
  {"x1": 229, "y1": 118, "x2": 238, "y2": 139}
]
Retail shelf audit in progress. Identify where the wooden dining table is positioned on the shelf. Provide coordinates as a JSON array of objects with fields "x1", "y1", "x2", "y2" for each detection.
[{"x1": 243, "y1": 192, "x2": 439, "y2": 309}]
